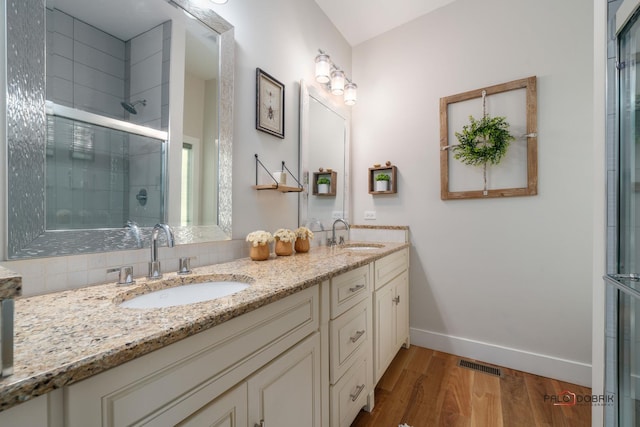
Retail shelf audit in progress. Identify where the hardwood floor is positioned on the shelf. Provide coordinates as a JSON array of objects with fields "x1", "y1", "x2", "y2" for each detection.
[{"x1": 351, "y1": 346, "x2": 592, "y2": 427}]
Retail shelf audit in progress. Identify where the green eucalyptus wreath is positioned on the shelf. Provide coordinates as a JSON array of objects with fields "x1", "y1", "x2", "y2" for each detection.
[{"x1": 452, "y1": 115, "x2": 514, "y2": 166}]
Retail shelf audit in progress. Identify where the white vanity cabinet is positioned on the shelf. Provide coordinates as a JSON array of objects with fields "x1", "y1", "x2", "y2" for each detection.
[
  {"x1": 373, "y1": 248, "x2": 410, "y2": 384},
  {"x1": 65, "y1": 285, "x2": 320, "y2": 427},
  {"x1": 0, "y1": 245, "x2": 411, "y2": 427},
  {"x1": 176, "y1": 383, "x2": 248, "y2": 427},
  {"x1": 248, "y1": 333, "x2": 321, "y2": 427},
  {"x1": 326, "y1": 265, "x2": 373, "y2": 427}
]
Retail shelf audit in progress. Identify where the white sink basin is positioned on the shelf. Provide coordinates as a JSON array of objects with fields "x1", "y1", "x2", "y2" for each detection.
[
  {"x1": 344, "y1": 246, "x2": 381, "y2": 251},
  {"x1": 342, "y1": 244, "x2": 384, "y2": 251},
  {"x1": 120, "y1": 281, "x2": 250, "y2": 309}
]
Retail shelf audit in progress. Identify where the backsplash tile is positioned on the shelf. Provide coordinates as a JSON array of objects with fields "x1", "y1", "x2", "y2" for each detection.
[
  {"x1": 1, "y1": 227, "x2": 406, "y2": 297},
  {"x1": 1, "y1": 239, "x2": 250, "y2": 297}
]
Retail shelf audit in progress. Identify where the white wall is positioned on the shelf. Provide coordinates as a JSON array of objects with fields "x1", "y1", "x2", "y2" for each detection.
[
  {"x1": 209, "y1": 0, "x2": 351, "y2": 238},
  {"x1": 352, "y1": 0, "x2": 594, "y2": 386}
]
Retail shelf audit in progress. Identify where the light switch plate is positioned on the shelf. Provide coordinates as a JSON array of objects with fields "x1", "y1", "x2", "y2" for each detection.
[{"x1": 364, "y1": 211, "x2": 376, "y2": 220}]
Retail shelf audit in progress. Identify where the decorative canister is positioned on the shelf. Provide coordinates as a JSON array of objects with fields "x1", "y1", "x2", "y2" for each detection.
[
  {"x1": 273, "y1": 229, "x2": 296, "y2": 256},
  {"x1": 294, "y1": 237, "x2": 310, "y2": 253},
  {"x1": 294, "y1": 226, "x2": 314, "y2": 253},
  {"x1": 249, "y1": 243, "x2": 270, "y2": 261},
  {"x1": 275, "y1": 239, "x2": 293, "y2": 256}
]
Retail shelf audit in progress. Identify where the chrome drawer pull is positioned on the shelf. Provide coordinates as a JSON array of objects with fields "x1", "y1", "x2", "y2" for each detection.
[
  {"x1": 255, "y1": 420, "x2": 265, "y2": 427},
  {"x1": 350, "y1": 330, "x2": 365, "y2": 343},
  {"x1": 349, "y1": 284, "x2": 365, "y2": 292},
  {"x1": 350, "y1": 384, "x2": 366, "y2": 401}
]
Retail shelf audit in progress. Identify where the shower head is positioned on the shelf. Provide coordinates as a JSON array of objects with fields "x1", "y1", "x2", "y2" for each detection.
[{"x1": 120, "y1": 99, "x2": 146, "y2": 114}]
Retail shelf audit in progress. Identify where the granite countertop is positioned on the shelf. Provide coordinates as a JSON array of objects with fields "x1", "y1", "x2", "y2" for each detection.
[
  {"x1": 0, "y1": 242, "x2": 408, "y2": 412},
  {"x1": 0, "y1": 266, "x2": 22, "y2": 299}
]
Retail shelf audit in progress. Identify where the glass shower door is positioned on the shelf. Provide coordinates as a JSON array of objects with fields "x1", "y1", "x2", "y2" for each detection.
[{"x1": 617, "y1": 10, "x2": 640, "y2": 425}]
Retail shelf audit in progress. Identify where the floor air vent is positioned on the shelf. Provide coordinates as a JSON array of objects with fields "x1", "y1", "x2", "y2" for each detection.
[{"x1": 457, "y1": 359, "x2": 503, "y2": 377}]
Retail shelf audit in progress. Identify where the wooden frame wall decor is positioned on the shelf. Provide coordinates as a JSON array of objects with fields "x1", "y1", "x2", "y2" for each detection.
[
  {"x1": 369, "y1": 166, "x2": 398, "y2": 194},
  {"x1": 256, "y1": 68, "x2": 285, "y2": 138},
  {"x1": 312, "y1": 170, "x2": 337, "y2": 196},
  {"x1": 439, "y1": 76, "x2": 538, "y2": 200}
]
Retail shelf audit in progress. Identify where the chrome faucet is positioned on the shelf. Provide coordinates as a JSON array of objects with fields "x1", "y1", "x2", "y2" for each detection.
[
  {"x1": 148, "y1": 223, "x2": 175, "y2": 279},
  {"x1": 330, "y1": 218, "x2": 350, "y2": 246}
]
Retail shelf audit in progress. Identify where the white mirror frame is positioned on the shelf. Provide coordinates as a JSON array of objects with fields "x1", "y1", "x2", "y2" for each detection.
[{"x1": 299, "y1": 80, "x2": 351, "y2": 229}]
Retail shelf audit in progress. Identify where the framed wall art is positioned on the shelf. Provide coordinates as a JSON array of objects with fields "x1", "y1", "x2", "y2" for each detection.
[
  {"x1": 256, "y1": 68, "x2": 285, "y2": 138},
  {"x1": 439, "y1": 76, "x2": 538, "y2": 200}
]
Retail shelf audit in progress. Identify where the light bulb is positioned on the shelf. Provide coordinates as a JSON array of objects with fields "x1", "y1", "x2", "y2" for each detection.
[
  {"x1": 315, "y1": 54, "x2": 331, "y2": 84},
  {"x1": 330, "y1": 70, "x2": 345, "y2": 96},
  {"x1": 344, "y1": 82, "x2": 357, "y2": 106}
]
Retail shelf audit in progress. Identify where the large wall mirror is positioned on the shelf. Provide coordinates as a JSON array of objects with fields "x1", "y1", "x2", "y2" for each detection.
[
  {"x1": 5, "y1": 0, "x2": 233, "y2": 258},
  {"x1": 299, "y1": 80, "x2": 350, "y2": 230}
]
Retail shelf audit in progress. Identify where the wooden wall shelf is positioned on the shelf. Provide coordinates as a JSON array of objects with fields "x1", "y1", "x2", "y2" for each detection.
[
  {"x1": 312, "y1": 171, "x2": 337, "y2": 196},
  {"x1": 369, "y1": 166, "x2": 397, "y2": 194},
  {"x1": 252, "y1": 184, "x2": 303, "y2": 193},
  {"x1": 252, "y1": 154, "x2": 303, "y2": 193}
]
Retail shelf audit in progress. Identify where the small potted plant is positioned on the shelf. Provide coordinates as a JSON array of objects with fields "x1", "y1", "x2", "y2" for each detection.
[
  {"x1": 246, "y1": 230, "x2": 273, "y2": 261},
  {"x1": 273, "y1": 228, "x2": 296, "y2": 256},
  {"x1": 375, "y1": 173, "x2": 390, "y2": 192},
  {"x1": 294, "y1": 226, "x2": 314, "y2": 253},
  {"x1": 317, "y1": 176, "x2": 331, "y2": 194}
]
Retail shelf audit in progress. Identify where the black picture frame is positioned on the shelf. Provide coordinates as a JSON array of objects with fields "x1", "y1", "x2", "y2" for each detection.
[{"x1": 256, "y1": 68, "x2": 285, "y2": 139}]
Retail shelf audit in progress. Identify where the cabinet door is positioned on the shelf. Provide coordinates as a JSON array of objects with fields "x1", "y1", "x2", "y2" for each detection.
[
  {"x1": 395, "y1": 271, "x2": 409, "y2": 350},
  {"x1": 374, "y1": 282, "x2": 396, "y2": 384},
  {"x1": 0, "y1": 393, "x2": 50, "y2": 427},
  {"x1": 177, "y1": 383, "x2": 248, "y2": 427},
  {"x1": 248, "y1": 333, "x2": 321, "y2": 427}
]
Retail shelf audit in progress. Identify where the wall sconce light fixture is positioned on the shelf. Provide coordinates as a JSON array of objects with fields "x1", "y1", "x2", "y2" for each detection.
[{"x1": 314, "y1": 49, "x2": 357, "y2": 106}]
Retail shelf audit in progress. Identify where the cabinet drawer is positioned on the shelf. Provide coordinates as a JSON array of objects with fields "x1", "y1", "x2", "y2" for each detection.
[
  {"x1": 331, "y1": 265, "x2": 370, "y2": 318},
  {"x1": 330, "y1": 355, "x2": 369, "y2": 427},
  {"x1": 330, "y1": 298, "x2": 370, "y2": 383},
  {"x1": 374, "y1": 248, "x2": 408, "y2": 290}
]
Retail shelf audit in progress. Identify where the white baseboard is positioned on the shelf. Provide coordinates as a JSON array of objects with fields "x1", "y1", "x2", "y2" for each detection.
[{"x1": 410, "y1": 327, "x2": 591, "y2": 387}]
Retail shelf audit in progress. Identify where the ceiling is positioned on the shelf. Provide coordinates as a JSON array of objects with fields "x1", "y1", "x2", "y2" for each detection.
[{"x1": 313, "y1": 0, "x2": 457, "y2": 46}]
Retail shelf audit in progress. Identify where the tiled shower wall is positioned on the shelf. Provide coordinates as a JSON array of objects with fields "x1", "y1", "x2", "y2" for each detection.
[
  {"x1": 126, "y1": 22, "x2": 170, "y2": 226},
  {"x1": 606, "y1": 0, "x2": 622, "y2": 425},
  {"x1": 46, "y1": 8, "x2": 126, "y2": 119}
]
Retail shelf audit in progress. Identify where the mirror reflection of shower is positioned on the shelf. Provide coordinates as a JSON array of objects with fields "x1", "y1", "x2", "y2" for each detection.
[{"x1": 121, "y1": 99, "x2": 146, "y2": 115}]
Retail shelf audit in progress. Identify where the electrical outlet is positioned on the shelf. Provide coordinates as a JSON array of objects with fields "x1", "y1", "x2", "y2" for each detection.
[
  {"x1": 332, "y1": 211, "x2": 342, "y2": 220},
  {"x1": 364, "y1": 211, "x2": 376, "y2": 220}
]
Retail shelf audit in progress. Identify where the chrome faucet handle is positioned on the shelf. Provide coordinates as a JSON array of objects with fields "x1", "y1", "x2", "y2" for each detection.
[
  {"x1": 107, "y1": 266, "x2": 135, "y2": 286},
  {"x1": 339, "y1": 236, "x2": 345, "y2": 245},
  {"x1": 148, "y1": 261, "x2": 162, "y2": 280},
  {"x1": 178, "y1": 257, "x2": 195, "y2": 275}
]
